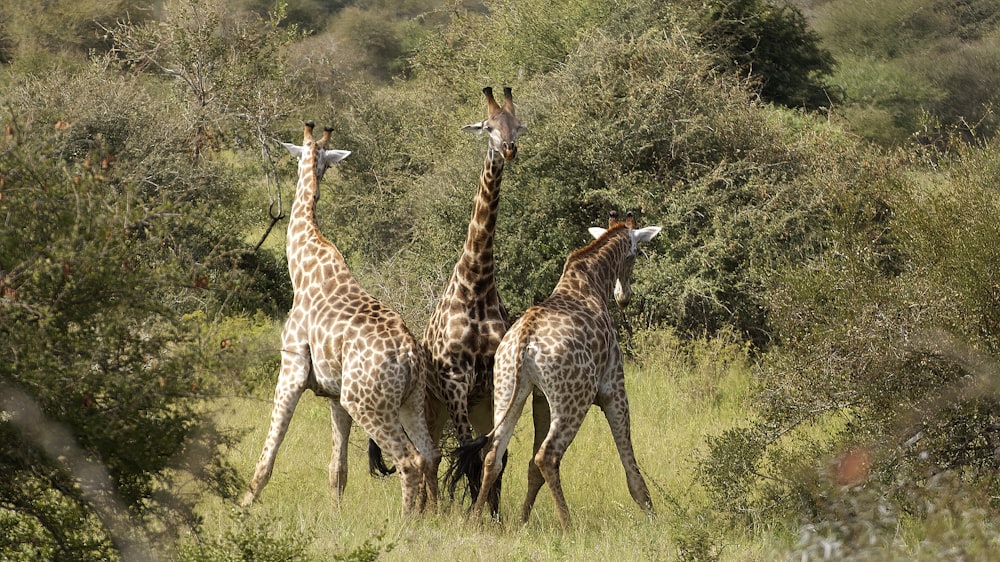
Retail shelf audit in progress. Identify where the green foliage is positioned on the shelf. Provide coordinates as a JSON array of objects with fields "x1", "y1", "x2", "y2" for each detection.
[
  {"x1": 184, "y1": 311, "x2": 283, "y2": 394},
  {"x1": 326, "y1": 6, "x2": 426, "y2": 81},
  {"x1": 0, "y1": 17, "x2": 300, "y2": 552},
  {"x1": 812, "y1": 0, "x2": 1000, "y2": 143},
  {"x1": 177, "y1": 509, "x2": 315, "y2": 562},
  {"x1": 781, "y1": 468, "x2": 1000, "y2": 560},
  {"x1": 411, "y1": 0, "x2": 613, "y2": 86},
  {"x1": 697, "y1": 139, "x2": 1000, "y2": 539},
  {"x1": 695, "y1": 0, "x2": 838, "y2": 108},
  {"x1": 106, "y1": 0, "x2": 307, "y2": 156},
  {"x1": 332, "y1": 529, "x2": 396, "y2": 562},
  {"x1": 563, "y1": 39, "x2": 858, "y2": 343},
  {"x1": 0, "y1": 108, "x2": 240, "y2": 558},
  {"x1": 0, "y1": 0, "x2": 152, "y2": 69}
]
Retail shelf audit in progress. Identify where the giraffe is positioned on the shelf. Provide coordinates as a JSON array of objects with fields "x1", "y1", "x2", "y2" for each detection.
[
  {"x1": 368, "y1": 87, "x2": 526, "y2": 510},
  {"x1": 242, "y1": 121, "x2": 439, "y2": 515},
  {"x1": 427, "y1": 86, "x2": 526, "y2": 511},
  {"x1": 459, "y1": 211, "x2": 661, "y2": 530}
]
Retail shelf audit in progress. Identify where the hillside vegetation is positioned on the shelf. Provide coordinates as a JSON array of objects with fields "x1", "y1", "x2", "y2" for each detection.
[{"x1": 3, "y1": 0, "x2": 1000, "y2": 560}]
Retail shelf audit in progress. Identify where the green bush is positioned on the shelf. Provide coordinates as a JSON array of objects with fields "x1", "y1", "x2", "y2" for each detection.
[
  {"x1": 812, "y1": 0, "x2": 1000, "y2": 144},
  {"x1": 177, "y1": 510, "x2": 315, "y2": 562},
  {"x1": 0, "y1": 24, "x2": 303, "y2": 554},
  {"x1": 698, "y1": 139, "x2": 1000, "y2": 542},
  {"x1": 695, "y1": 0, "x2": 838, "y2": 108},
  {"x1": 0, "y1": 108, "x2": 240, "y2": 559}
]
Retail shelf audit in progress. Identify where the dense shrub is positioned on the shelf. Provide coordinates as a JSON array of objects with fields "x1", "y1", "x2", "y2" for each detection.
[
  {"x1": 0, "y1": 26, "x2": 302, "y2": 556},
  {"x1": 699, "y1": 139, "x2": 1000, "y2": 537},
  {"x1": 0, "y1": 99, "x2": 240, "y2": 559},
  {"x1": 696, "y1": 0, "x2": 838, "y2": 108}
]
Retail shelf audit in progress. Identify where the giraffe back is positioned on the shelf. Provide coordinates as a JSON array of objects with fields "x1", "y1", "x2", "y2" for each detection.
[{"x1": 493, "y1": 219, "x2": 661, "y2": 412}]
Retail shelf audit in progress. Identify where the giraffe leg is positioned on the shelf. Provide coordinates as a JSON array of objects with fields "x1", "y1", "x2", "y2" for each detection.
[
  {"x1": 443, "y1": 375, "x2": 480, "y2": 500},
  {"x1": 448, "y1": 376, "x2": 475, "y2": 444},
  {"x1": 425, "y1": 393, "x2": 449, "y2": 447},
  {"x1": 329, "y1": 401, "x2": 353, "y2": 504},
  {"x1": 532, "y1": 399, "x2": 589, "y2": 531},
  {"x1": 470, "y1": 398, "x2": 503, "y2": 518},
  {"x1": 472, "y1": 377, "x2": 532, "y2": 522},
  {"x1": 348, "y1": 402, "x2": 423, "y2": 516},
  {"x1": 400, "y1": 386, "x2": 440, "y2": 513},
  {"x1": 423, "y1": 394, "x2": 450, "y2": 508},
  {"x1": 242, "y1": 348, "x2": 309, "y2": 506},
  {"x1": 520, "y1": 389, "x2": 549, "y2": 524},
  {"x1": 597, "y1": 384, "x2": 653, "y2": 515}
]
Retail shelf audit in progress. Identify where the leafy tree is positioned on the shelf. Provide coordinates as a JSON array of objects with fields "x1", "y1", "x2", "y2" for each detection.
[
  {"x1": 105, "y1": 0, "x2": 307, "y2": 160},
  {"x1": 0, "y1": 1, "x2": 313, "y2": 553},
  {"x1": 0, "y1": 83, "x2": 241, "y2": 560},
  {"x1": 695, "y1": 0, "x2": 838, "y2": 108}
]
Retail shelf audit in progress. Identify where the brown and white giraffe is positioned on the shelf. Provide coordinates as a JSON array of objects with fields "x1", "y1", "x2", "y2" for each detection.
[
  {"x1": 461, "y1": 211, "x2": 660, "y2": 529},
  {"x1": 242, "y1": 122, "x2": 439, "y2": 515},
  {"x1": 421, "y1": 87, "x2": 525, "y2": 510}
]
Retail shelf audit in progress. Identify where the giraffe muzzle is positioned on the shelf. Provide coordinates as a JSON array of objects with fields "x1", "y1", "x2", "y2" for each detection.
[
  {"x1": 614, "y1": 280, "x2": 632, "y2": 308},
  {"x1": 501, "y1": 142, "x2": 518, "y2": 161}
]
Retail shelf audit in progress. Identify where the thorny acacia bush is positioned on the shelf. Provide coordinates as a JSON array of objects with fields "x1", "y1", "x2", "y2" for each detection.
[{"x1": 699, "y1": 140, "x2": 1000, "y2": 551}]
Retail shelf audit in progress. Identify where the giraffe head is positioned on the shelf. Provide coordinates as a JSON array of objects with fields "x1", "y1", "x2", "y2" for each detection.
[
  {"x1": 462, "y1": 86, "x2": 526, "y2": 161},
  {"x1": 588, "y1": 211, "x2": 662, "y2": 307},
  {"x1": 281, "y1": 121, "x2": 351, "y2": 199}
]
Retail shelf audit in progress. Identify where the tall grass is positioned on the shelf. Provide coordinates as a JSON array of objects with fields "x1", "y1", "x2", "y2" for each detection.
[{"x1": 193, "y1": 328, "x2": 760, "y2": 561}]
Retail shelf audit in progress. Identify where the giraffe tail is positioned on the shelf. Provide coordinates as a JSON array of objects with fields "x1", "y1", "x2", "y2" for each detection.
[
  {"x1": 445, "y1": 317, "x2": 532, "y2": 509},
  {"x1": 446, "y1": 434, "x2": 490, "y2": 502},
  {"x1": 367, "y1": 438, "x2": 396, "y2": 477}
]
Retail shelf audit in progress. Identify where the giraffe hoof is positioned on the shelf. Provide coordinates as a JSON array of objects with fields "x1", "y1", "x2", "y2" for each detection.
[{"x1": 240, "y1": 491, "x2": 256, "y2": 508}]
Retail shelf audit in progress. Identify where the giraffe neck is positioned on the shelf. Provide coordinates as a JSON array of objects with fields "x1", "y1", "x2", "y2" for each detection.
[
  {"x1": 286, "y1": 146, "x2": 346, "y2": 289},
  {"x1": 454, "y1": 147, "x2": 505, "y2": 281},
  {"x1": 558, "y1": 229, "x2": 629, "y2": 302}
]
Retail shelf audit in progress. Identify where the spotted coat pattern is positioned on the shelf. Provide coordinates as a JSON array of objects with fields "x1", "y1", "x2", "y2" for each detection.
[
  {"x1": 242, "y1": 122, "x2": 439, "y2": 515},
  {"x1": 471, "y1": 212, "x2": 661, "y2": 529},
  {"x1": 422, "y1": 87, "x2": 525, "y2": 507}
]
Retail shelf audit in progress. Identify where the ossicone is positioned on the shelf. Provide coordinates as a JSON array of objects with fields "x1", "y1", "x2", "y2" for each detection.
[
  {"x1": 502, "y1": 86, "x2": 515, "y2": 114},
  {"x1": 483, "y1": 86, "x2": 502, "y2": 116}
]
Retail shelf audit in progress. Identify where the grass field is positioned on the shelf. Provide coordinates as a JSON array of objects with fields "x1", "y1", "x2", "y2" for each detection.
[{"x1": 195, "y1": 331, "x2": 768, "y2": 561}]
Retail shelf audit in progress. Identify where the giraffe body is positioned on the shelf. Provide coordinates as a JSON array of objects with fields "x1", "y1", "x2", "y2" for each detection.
[
  {"x1": 422, "y1": 87, "x2": 525, "y2": 510},
  {"x1": 467, "y1": 212, "x2": 660, "y2": 529},
  {"x1": 243, "y1": 123, "x2": 439, "y2": 514}
]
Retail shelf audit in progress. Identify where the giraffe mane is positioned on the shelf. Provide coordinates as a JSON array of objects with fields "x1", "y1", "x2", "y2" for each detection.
[{"x1": 566, "y1": 222, "x2": 629, "y2": 265}]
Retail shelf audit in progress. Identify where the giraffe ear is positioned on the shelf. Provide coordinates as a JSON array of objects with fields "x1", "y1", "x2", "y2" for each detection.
[
  {"x1": 321, "y1": 149, "x2": 351, "y2": 165},
  {"x1": 633, "y1": 226, "x2": 662, "y2": 244},
  {"x1": 281, "y1": 142, "x2": 304, "y2": 158},
  {"x1": 588, "y1": 227, "x2": 607, "y2": 240},
  {"x1": 462, "y1": 121, "x2": 488, "y2": 135}
]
